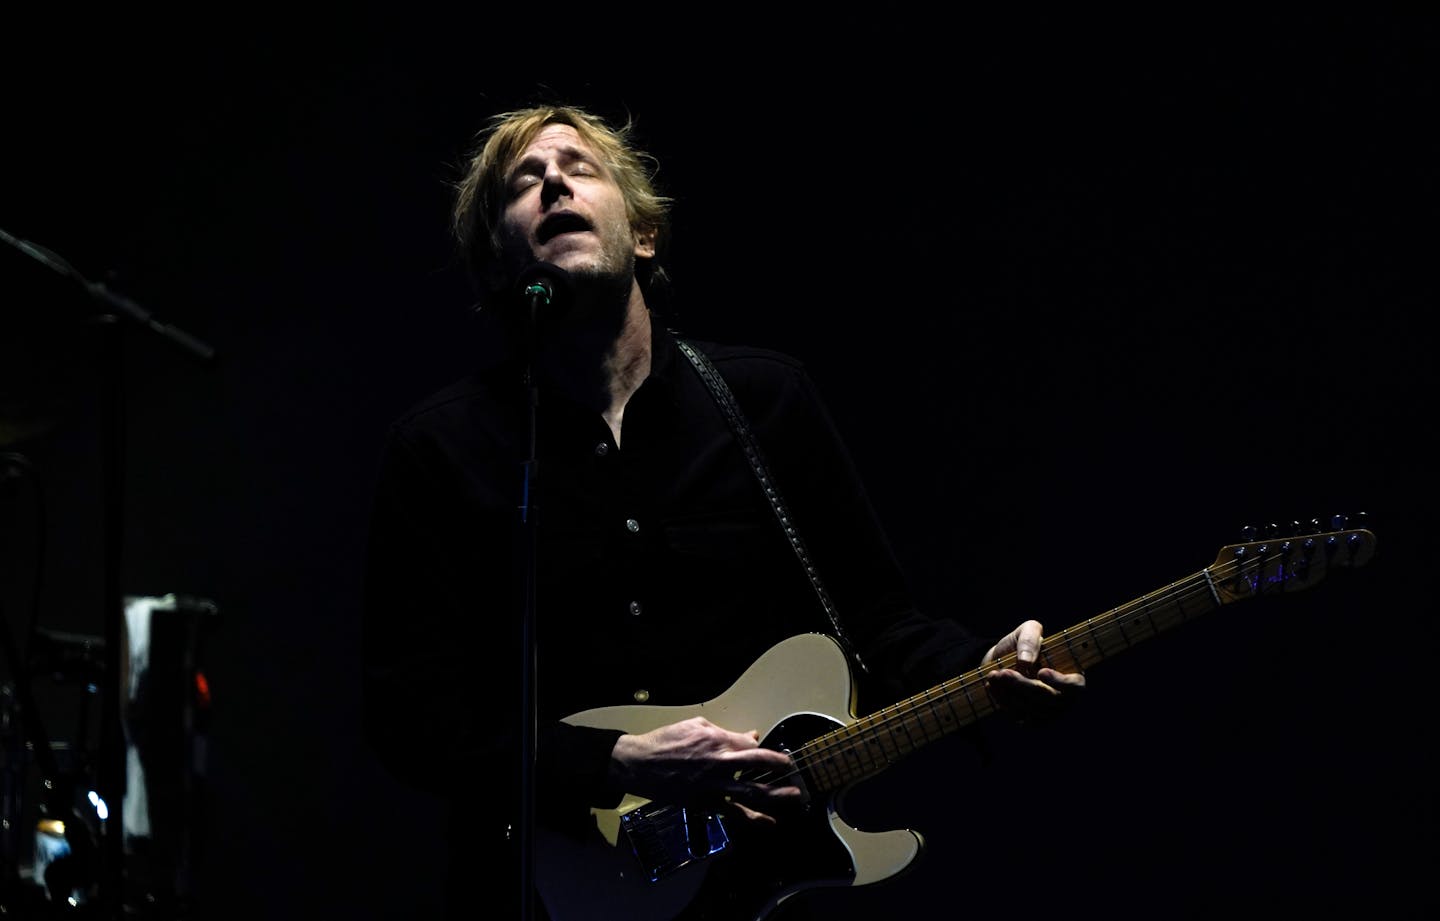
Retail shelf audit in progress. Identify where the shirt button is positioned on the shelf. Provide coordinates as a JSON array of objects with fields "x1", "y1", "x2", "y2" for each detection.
[
  {"x1": 628, "y1": 600, "x2": 643, "y2": 616},
  {"x1": 632, "y1": 689, "x2": 650, "y2": 703},
  {"x1": 625, "y1": 518, "x2": 640, "y2": 533},
  {"x1": 594, "y1": 442, "x2": 609, "y2": 457}
]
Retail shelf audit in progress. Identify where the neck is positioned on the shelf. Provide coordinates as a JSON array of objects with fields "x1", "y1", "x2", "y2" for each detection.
[{"x1": 535, "y1": 279, "x2": 653, "y2": 446}]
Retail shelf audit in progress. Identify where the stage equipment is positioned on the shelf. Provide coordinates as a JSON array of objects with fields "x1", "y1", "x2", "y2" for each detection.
[{"x1": 1, "y1": 226, "x2": 216, "y2": 918}]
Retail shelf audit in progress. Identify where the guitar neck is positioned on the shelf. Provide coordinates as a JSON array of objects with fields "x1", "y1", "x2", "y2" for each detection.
[
  {"x1": 794, "y1": 526, "x2": 1376, "y2": 795},
  {"x1": 794, "y1": 568, "x2": 1218, "y2": 795},
  {"x1": 1033, "y1": 568, "x2": 1221, "y2": 674}
]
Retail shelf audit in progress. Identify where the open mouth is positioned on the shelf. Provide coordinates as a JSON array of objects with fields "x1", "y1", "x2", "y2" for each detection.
[{"x1": 537, "y1": 212, "x2": 593, "y2": 244}]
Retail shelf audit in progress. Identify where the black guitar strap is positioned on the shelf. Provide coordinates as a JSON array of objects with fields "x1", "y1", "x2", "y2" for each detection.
[{"x1": 676, "y1": 338, "x2": 868, "y2": 675}]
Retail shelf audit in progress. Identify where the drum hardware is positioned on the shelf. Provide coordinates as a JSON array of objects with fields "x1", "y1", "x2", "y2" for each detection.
[
  {"x1": 3, "y1": 227, "x2": 217, "y2": 917},
  {"x1": 0, "y1": 597, "x2": 217, "y2": 917}
]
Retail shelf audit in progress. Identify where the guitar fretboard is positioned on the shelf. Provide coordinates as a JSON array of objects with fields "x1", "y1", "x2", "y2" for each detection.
[
  {"x1": 779, "y1": 526, "x2": 1375, "y2": 797},
  {"x1": 795, "y1": 568, "x2": 1220, "y2": 794}
]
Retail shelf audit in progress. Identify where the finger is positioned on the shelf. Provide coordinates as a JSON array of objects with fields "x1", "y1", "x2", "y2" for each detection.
[
  {"x1": 727, "y1": 778, "x2": 803, "y2": 799},
  {"x1": 718, "y1": 730, "x2": 788, "y2": 758},
  {"x1": 716, "y1": 727, "x2": 763, "y2": 751},
  {"x1": 1010, "y1": 679, "x2": 1061, "y2": 702},
  {"x1": 992, "y1": 665, "x2": 1084, "y2": 696},
  {"x1": 722, "y1": 800, "x2": 777, "y2": 826},
  {"x1": 726, "y1": 781, "x2": 804, "y2": 814},
  {"x1": 1015, "y1": 620, "x2": 1044, "y2": 668},
  {"x1": 985, "y1": 667, "x2": 1050, "y2": 690},
  {"x1": 719, "y1": 746, "x2": 795, "y2": 773},
  {"x1": 1038, "y1": 667, "x2": 1087, "y2": 690},
  {"x1": 985, "y1": 669, "x2": 1060, "y2": 706}
]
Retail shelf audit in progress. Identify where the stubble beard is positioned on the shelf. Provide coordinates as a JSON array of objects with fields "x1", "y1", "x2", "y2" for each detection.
[{"x1": 546, "y1": 214, "x2": 640, "y2": 325}]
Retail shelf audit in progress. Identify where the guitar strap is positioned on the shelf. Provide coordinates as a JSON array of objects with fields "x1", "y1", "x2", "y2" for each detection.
[{"x1": 676, "y1": 338, "x2": 868, "y2": 675}]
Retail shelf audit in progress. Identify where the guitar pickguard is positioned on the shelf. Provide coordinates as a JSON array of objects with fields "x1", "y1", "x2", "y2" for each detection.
[
  {"x1": 536, "y1": 634, "x2": 926, "y2": 921},
  {"x1": 672, "y1": 714, "x2": 863, "y2": 921}
]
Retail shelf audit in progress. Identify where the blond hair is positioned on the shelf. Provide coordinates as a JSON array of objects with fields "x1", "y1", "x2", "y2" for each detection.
[{"x1": 452, "y1": 105, "x2": 673, "y2": 309}]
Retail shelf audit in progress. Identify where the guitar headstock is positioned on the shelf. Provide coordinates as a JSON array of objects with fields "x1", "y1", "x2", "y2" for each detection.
[{"x1": 1210, "y1": 516, "x2": 1377, "y2": 605}]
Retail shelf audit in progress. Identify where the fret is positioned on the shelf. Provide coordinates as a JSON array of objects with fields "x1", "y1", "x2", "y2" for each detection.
[
  {"x1": 1111, "y1": 606, "x2": 1136, "y2": 648},
  {"x1": 924, "y1": 688, "x2": 955, "y2": 735},
  {"x1": 957, "y1": 677, "x2": 980, "y2": 720},
  {"x1": 1140, "y1": 595, "x2": 1163, "y2": 636}
]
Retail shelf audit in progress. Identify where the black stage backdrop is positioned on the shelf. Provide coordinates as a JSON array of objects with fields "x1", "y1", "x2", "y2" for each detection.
[{"x1": 2, "y1": 10, "x2": 1434, "y2": 920}]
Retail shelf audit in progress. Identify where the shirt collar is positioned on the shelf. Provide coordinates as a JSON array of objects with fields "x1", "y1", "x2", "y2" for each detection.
[{"x1": 645, "y1": 320, "x2": 688, "y2": 410}]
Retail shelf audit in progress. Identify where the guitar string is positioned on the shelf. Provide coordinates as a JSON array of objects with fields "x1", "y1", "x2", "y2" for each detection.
[
  {"x1": 631, "y1": 557, "x2": 1230, "y2": 827},
  {"x1": 763, "y1": 542, "x2": 1328, "y2": 787},
  {"x1": 667, "y1": 566, "x2": 1217, "y2": 803},
  {"x1": 623, "y1": 536, "x2": 1363, "y2": 833},
  {"x1": 783, "y1": 577, "x2": 1208, "y2": 781},
  {"x1": 769, "y1": 534, "x2": 1365, "y2": 788}
]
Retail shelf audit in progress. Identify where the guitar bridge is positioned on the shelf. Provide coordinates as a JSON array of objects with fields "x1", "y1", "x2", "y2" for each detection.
[{"x1": 620, "y1": 802, "x2": 730, "y2": 882}]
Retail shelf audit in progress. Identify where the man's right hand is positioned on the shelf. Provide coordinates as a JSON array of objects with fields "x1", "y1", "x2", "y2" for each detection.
[{"x1": 608, "y1": 716, "x2": 802, "y2": 824}]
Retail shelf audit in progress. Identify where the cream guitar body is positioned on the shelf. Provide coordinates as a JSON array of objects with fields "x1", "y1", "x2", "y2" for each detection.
[
  {"x1": 536, "y1": 632, "x2": 922, "y2": 921},
  {"x1": 533, "y1": 524, "x2": 1376, "y2": 921}
]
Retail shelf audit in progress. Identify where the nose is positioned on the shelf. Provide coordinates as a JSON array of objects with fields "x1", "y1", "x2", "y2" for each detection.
[{"x1": 539, "y1": 160, "x2": 570, "y2": 207}]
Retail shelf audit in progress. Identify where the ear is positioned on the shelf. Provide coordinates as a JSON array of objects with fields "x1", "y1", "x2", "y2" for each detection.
[{"x1": 633, "y1": 225, "x2": 657, "y2": 259}]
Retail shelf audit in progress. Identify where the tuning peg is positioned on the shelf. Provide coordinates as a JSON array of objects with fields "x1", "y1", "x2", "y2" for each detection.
[
  {"x1": 1309, "y1": 518, "x2": 1324, "y2": 534},
  {"x1": 1240, "y1": 525, "x2": 1258, "y2": 542},
  {"x1": 1330, "y1": 513, "x2": 1348, "y2": 530},
  {"x1": 1262, "y1": 523, "x2": 1279, "y2": 539},
  {"x1": 1351, "y1": 511, "x2": 1369, "y2": 530}
]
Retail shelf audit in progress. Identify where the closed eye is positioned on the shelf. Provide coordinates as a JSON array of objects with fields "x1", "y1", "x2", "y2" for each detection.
[{"x1": 507, "y1": 169, "x2": 542, "y2": 199}]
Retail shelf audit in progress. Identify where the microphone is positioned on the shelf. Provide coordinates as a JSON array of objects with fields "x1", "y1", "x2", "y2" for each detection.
[{"x1": 515, "y1": 261, "x2": 573, "y2": 313}]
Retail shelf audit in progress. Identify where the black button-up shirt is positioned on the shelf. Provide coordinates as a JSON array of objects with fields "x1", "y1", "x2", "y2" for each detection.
[{"x1": 362, "y1": 321, "x2": 987, "y2": 825}]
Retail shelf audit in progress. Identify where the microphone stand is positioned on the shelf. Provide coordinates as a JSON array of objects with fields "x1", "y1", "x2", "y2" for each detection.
[
  {"x1": 516, "y1": 277, "x2": 549, "y2": 921},
  {"x1": 1, "y1": 227, "x2": 215, "y2": 918}
]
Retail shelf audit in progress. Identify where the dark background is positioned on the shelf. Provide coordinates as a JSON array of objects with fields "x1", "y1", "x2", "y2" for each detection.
[{"x1": 2, "y1": 9, "x2": 1434, "y2": 919}]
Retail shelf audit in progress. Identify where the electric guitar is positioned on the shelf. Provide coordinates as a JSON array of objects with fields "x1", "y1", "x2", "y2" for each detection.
[{"x1": 535, "y1": 523, "x2": 1377, "y2": 921}]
